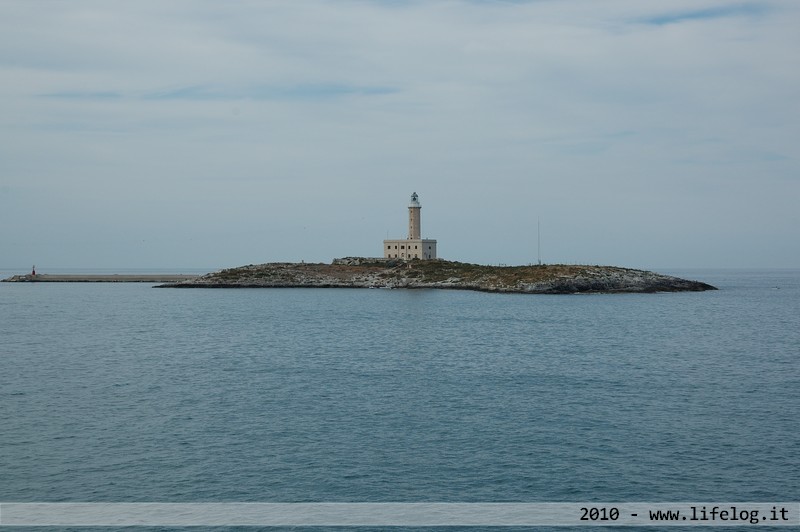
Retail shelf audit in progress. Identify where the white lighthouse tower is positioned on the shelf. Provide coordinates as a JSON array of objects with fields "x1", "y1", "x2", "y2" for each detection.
[{"x1": 383, "y1": 192, "x2": 438, "y2": 260}]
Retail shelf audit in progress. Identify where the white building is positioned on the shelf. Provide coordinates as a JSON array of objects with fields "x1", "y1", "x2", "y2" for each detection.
[{"x1": 383, "y1": 192, "x2": 438, "y2": 260}]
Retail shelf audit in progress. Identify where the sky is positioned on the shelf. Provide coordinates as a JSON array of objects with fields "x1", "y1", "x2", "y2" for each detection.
[{"x1": 1, "y1": 0, "x2": 798, "y2": 271}]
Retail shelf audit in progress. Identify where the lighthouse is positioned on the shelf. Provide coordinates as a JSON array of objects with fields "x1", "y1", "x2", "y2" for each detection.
[
  {"x1": 408, "y1": 192, "x2": 421, "y2": 240},
  {"x1": 383, "y1": 192, "x2": 438, "y2": 260}
]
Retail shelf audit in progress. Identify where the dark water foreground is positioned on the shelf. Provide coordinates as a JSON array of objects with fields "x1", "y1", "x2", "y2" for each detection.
[{"x1": 0, "y1": 270, "x2": 796, "y2": 529}]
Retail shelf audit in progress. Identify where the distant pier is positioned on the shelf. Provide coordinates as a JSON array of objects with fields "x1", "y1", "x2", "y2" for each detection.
[{"x1": 2, "y1": 274, "x2": 201, "y2": 283}]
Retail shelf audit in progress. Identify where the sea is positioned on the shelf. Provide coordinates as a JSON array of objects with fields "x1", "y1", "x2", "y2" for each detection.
[{"x1": 1, "y1": 269, "x2": 798, "y2": 530}]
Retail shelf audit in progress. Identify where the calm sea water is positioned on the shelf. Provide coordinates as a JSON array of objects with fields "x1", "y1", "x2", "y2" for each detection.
[{"x1": 1, "y1": 270, "x2": 798, "y2": 526}]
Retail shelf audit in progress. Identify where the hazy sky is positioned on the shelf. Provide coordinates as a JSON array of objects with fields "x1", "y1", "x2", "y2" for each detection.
[{"x1": 2, "y1": 0, "x2": 798, "y2": 271}]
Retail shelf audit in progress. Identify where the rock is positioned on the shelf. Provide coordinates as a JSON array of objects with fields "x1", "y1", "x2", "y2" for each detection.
[{"x1": 157, "y1": 259, "x2": 717, "y2": 294}]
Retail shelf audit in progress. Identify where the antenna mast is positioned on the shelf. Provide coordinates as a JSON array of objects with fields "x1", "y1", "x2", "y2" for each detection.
[{"x1": 537, "y1": 218, "x2": 542, "y2": 265}]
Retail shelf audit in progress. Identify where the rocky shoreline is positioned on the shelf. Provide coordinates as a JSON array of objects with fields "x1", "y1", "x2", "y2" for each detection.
[{"x1": 157, "y1": 258, "x2": 716, "y2": 294}]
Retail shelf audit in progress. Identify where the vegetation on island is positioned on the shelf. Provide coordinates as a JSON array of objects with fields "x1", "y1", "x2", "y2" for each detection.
[{"x1": 160, "y1": 258, "x2": 717, "y2": 294}]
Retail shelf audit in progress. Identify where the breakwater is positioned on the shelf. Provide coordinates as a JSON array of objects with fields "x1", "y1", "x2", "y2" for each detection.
[{"x1": 3, "y1": 274, "x2": 201, "y2": 283}]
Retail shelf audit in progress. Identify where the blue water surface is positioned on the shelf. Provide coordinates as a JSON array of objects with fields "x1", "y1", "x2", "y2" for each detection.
[{"x1": 1, "y1": 270, "x2": 798, "y2": 527}]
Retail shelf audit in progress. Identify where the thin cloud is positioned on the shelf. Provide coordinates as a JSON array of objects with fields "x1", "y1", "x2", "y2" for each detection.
[
  {"x1": 639, "y1": 3, "x2": 769, "y2": 26},
  {"x1": 253, "y1": 84, "x2": 399, "y2": 100},
  {"x1": 39, "y1": 90, "x2": 123, "y2": 100},
  {"x1": 39, "y1": 84, "x2": 399, "y2": 102},
  {"x1": 146, "y1": 84, "x2": 399, "y2": 101}
]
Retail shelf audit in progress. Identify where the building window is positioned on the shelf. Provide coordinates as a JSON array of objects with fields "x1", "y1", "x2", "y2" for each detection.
[
  {"x1": 415, "y1": 245, "x2": 418, "y2": 249},
  {"x1": 387, "y1": 245, "x2": 391, "y2": 249},
  {"x1": 401, "y1": 245, "x2": 405, "y2": 249}
]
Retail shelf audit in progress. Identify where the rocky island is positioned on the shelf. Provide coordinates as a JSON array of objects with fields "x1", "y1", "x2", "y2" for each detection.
[{"x1": 157, "y1": 258, "x2": 716, "y2": 294}]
